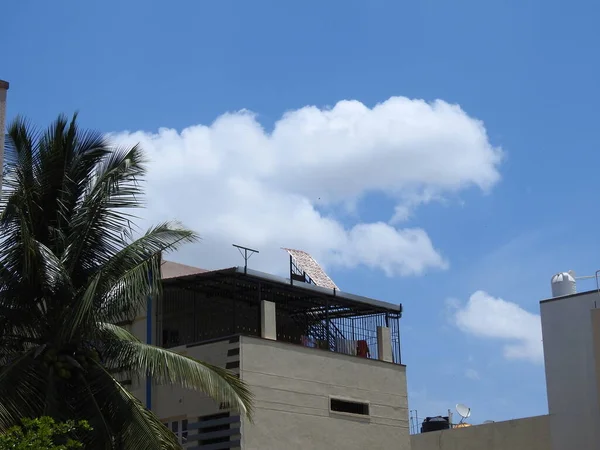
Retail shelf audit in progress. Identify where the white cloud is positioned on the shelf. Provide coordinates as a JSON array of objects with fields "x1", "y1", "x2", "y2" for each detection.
[
  {"x1": 110, "y1": 97, "x2": 502, "y2": 277},
  {"x1": 450, "y1": 291, "x2": 543, "y2": 364}
]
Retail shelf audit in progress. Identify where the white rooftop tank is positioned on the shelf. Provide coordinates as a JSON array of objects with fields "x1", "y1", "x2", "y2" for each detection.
[{"x1": 551, "y1": 271, "x2": 576, "y2": 298}]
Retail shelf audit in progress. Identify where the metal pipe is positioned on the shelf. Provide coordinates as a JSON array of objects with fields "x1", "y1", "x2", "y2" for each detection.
[{"x1": 325, "y1": 296, "x2": 330, "y2": 346}]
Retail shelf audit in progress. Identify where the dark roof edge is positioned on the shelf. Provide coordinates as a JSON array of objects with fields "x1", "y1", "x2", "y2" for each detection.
[
  {"x1": 163, "y1": 265, "x2": 402, "y2": 314},
  {"x1": 237, "y1": 267, "x2": 401, "y2": 313}
]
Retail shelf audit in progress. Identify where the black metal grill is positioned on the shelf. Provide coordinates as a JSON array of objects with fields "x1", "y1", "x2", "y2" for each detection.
[{"x1": 158, "y1": 269, "x2": 402, "y2": 364}]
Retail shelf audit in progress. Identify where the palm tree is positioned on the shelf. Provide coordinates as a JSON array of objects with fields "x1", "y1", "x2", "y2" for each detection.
[{"x1": 0, "y1": 114, "x2": 252, "y2": 449}]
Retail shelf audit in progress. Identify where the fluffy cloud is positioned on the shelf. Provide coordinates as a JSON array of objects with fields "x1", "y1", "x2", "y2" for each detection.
[
  {"x1": 110, "y1": 97, "x2": 501, "y2": 277},
  {"x1": 450, "y1": 291, "x2": 543, "y2": 364}
]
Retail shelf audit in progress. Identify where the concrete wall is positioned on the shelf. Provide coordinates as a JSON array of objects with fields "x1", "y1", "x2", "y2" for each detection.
[
  {"x1": 136, "y1": 337, "x2": 240, "y2": 421},
  {"x1": 410, "y1": 415, "x2": 550, "y2": 450},
  {"x1": 540, "y1": 291, "x2": 600, "y2": 450},
  {"x1": 592, "y1": 308, "x2": 600, "y2": 420},
  {"x1": 240, "y1": 336, "x2": 410, "y2": 450}
]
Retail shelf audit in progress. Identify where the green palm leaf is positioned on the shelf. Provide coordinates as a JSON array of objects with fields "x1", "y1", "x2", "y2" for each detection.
[
  {"x1": 0, "y1": 113, "x2": 253, "y2": 448},
  {"x1": 99, "y1": 323, "x2": 253, "y2": 418}
]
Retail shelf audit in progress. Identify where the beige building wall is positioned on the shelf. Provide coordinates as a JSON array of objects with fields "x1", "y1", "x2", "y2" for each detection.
[
  {"x1": 540, "y1": 291, "x2": 600, "y2": 450},
  {"x1": 129, "y1": 337, "x2": 242, "y2": 448},
  {"x1": 410, "y1": 415, "x2": 551, "y2": 450},
  {"x1": 151, "y1": 338, "x2": 240, "y2": 420},
  {"x1": 240, "y1": 336, "x2": 409, "y2": 450},
  {"x1": 131, "y1": 334, "x2": 410, "y2": 450},
  {"x1": 592, "y1": 308, "x2": 600, "y2": 420}
]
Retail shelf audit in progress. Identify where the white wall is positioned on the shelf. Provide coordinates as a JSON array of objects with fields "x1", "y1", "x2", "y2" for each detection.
[
  {"x1": 541, "y1": 291, "x2": 600, "y2": 450},
  {"x1": 240, "y1": 336, "x2": 410, "y2": 450}
]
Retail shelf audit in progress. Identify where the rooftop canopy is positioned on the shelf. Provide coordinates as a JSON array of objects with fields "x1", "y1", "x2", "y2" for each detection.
[{"x1": 162, "y1": 265, "x2": 402, "y2": 319}]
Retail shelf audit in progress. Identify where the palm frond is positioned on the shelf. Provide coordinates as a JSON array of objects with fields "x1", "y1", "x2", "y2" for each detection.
[
  {"x1": 0, "y1": 113, "x2": 253, "y2": 447},
  {"x1": 97, "y1": 223, "x2": 197, "y2": 323},
  {"x1": 63, "y1": 144, "x2": 146, "y2": 277},
  {"x1": 86, "y1": 361, "x2": 181, "y2": 450},
  {"x1": 0, "y1": 349, "x2": 46, "y2": 430},
  {"x1": 97, "y1": 322, "x2": 140, "y2": 343},
  {"x1": 103, "y1": 339, "x2": 253, "y2": 419},
  {"x1": 57, "y1": 272, "x2": 101, "y2": 344}
]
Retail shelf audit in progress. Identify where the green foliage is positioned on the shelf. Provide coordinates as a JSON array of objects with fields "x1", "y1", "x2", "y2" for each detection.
[
  {"x1": 0, "y1": 114, "x2": 253, "y2": 449},
  {"x1": 0, "y1": 416, "x2": 90, "y2": 449}
]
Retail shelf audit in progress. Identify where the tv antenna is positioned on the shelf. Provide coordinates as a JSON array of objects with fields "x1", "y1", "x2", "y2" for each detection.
[
  {"x1": 232, "y1": 244, "x2": 259, "y2": 274},
  {"x1": 455, "y1": 403, "x2": 471, "y2": 425}
]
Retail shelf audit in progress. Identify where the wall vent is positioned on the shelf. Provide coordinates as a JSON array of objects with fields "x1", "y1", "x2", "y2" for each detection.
[{"x1": 330, "y1": 398, "x2": 370, "y2": 416}]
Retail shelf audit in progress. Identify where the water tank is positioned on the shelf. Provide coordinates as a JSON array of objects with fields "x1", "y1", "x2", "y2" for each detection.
[
  {"x1": 421, "y1": 416, "x2": 450, "y2": 433},
  {"x1": 551, "y1": 271, "x2": 576, "y2": 298}
]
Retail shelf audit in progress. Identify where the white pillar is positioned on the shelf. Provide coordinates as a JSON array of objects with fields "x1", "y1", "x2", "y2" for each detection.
[
  {"x1": 261, "y1": 300, "x2": 276, "y2": 340},
  {"x1": 0, "y1": 79, "x2": 9, "y2": 193},
  {"x1": 377, "y1": 326, "x2": 393, "y2": 362}
]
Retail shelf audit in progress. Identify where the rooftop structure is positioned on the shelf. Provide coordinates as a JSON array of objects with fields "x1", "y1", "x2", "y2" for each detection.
[
  {"x1": 539, "y1": 287, "x2": 600, "y2": 450},
  {"x1": 128, "y1": 256, "x2": 409, "y2": 450},
  {"x1": 158, "y1": 265, "x2": 402, "y2": 362}
]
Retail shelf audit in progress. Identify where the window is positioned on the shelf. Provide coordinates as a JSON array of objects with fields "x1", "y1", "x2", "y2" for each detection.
[
  {"x1": 181, "y1": 419, "x2": 188, "y2": 444},
  {"x1": 330, "y1": 398, "x2": 370, "y2": 416},
  {"x1": 198, "y1": 412, "x2": 232, "y2": 446},
  {"x1": 164, "y1": 419, "x2": 188, "y2": 445}
]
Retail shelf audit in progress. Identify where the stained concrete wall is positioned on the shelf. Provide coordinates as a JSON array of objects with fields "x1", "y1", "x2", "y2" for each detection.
[
  {"x1": 410, "y1": 415, "x2": 550, "y2": 450},
  {"x1": 240, "y1": 336, "x2": 410, "y2": 450},
  {"x1": 540, "y1": 291, "x2": 600, "y2": 450}
]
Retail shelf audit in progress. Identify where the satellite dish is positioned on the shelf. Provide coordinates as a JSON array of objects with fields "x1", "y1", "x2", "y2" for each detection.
[{"x1": 456, "y1": 403, "x2": 471, "y2": 419}]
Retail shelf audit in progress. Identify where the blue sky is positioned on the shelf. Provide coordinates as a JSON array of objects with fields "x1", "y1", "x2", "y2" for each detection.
[{"x1": 3, "y1": 0, "x2": 600, "y2": 425}]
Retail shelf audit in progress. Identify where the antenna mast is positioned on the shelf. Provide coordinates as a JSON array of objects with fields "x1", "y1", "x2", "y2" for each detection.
[{"x1": 232, "y1": 244, "x2": 259, "y2": 274}]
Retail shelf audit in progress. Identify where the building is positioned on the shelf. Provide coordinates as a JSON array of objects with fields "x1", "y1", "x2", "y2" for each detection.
[
  {"x1": 411, "y1": 272, "x2": 600, "y2": 450},
  {"x1": 540, "y1": 280, "x2": 600, "y2": 450},
  {"x1": 129, "y1": 259, "x2": 410, "y2": 450},
  {"x1": 410, "y1": 415, "x2": 550, "y2": 450}
]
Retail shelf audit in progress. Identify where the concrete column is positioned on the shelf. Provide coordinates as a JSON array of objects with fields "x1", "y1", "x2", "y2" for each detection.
[
  {"x1": 377, "y1": 326, "x2": 393, "y2": 362},
  {"x1": 261, "y1": 300, "x2": 276, "y2": 340},
  {"x1": 0, "y1": 79, "x2": 9, "y2": 193}
]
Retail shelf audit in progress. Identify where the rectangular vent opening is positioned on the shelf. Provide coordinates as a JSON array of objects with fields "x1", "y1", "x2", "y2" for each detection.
[{"x1": 330, "y1": 398, "x2": 370, "y2": 416}]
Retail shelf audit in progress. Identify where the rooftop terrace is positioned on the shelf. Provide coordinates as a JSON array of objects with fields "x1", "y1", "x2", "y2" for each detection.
[{"x1": 158, "y1": 263, "x2": 403, "y2": 364}]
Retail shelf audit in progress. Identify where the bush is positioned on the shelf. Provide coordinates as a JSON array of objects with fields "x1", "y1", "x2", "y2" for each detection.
[{"x1": 0, "y1": 416, "x2": 90, "y2": 450}]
